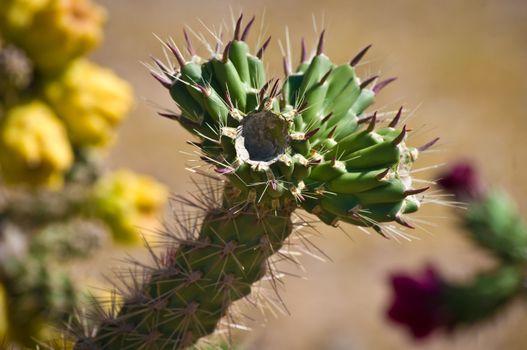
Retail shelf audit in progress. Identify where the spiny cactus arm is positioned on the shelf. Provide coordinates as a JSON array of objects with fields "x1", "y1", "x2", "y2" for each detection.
[
  {"x1": 0, "y1": 188, "x2": 89, "y2": 228},
  {"x1": 75, "y1": 186, "x2": 294, "y2": 349},
  {"x1": 77, "y1": 15, "x2": 435, "y2": 349}
]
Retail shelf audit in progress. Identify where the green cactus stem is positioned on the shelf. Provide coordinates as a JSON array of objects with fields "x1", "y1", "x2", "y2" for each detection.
[
  {"x1": 75, "y1": 185, "x2": 294, "y2": 349},
  {"x1": 75, "y1": 14, "x2": 436, "y2": 349}
]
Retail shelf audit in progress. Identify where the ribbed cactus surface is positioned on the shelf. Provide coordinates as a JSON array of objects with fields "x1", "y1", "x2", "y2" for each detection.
[
  {"x1": 76, "y1": 190, "x2": 294, "y2": 349},
  {"x1": 76, "y1": 15, "x2": 434, "y2": 349}
]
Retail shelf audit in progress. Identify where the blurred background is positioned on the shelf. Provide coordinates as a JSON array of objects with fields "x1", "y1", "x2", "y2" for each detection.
[{"x1": 90, "y1": 0, "x2": 527, "y2": 349}]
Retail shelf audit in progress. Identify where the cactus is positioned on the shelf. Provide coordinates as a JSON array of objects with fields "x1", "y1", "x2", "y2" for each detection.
[
  {"x1": 387, "y1": 163, "x2": 527, "y2": 340},
  {"x1": 74, "y1": 15, "x2": 436, "y2": 349},
  {"x1": 0, "y1": 0, "x2": 168, "y2": 346}
]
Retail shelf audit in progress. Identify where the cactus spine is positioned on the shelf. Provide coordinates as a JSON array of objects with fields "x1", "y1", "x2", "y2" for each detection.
[
  {"x1": 77, "y1": 187, "x2": 294, "y2": 349},
  {"x1": 76, "y1": 15, "x2": 435, "y2": 349}
]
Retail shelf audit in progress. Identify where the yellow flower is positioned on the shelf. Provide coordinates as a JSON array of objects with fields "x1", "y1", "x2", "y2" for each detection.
[
  {"x1": 0, "y1": 0, "x2": 106, "y2": 73},
  {"x1": 0, "y1": 100, "x2": 73, "y2": 188},
  {"x1": 91, "y1": 170, "x2": 168, "y2": 245},
  {"x1": 0, "y1": 0, "x2": 47, "y2": 30},
  {"x1": 43, "y1": 59, "x2": 133, "y2": 147}
]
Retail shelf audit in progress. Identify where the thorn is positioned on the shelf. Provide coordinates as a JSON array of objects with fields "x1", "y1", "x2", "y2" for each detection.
[
  {"x1": 298, "y1": 100, "x2": 308, "y2": 112},
  {"x1": 270, "y1": 180, "x2": 278, "y2": 191},
  {"x1": 183, "y1": 29, "x2": 196, "y2": 56},
  {"x1": 320, "y1": 68, "x2": 332, "y2": 85},
  {"x1": 357, "y1": 113, "x2": 374, "y2": 124},
  {"x1": 392, "y1": 125, "x2": 407, "y2": 145},
  {"x1": 404, "y1": 186, "x2": 430, "y2": 196},
  {"x1": 375, "y1": 168, "x2": 390, "y2": 180},
  {"x1": 321, "y1": 112, "x2": 333, "y2": 124},
  {"x1": 223, "y1": 41, "x2": 232, "y2": 63},
  {"x1": 259, "y1": 79, "x2": 272, "y2": 102},
  {"x1": 166, "y1": 41, "x2": 185, "y2": 67},
  {"x1": 234, "y1": 14, "x2": 243, "y2": 40},
  {"x1": 224, "y1": 89, "x2": 234, "y2": 109},
  {"x1": 328, "y1": 126, "x2": 337, "y2": 139},
  {"x1": 214, "y1": 31, "x2": 223, "y2": 54},
  {"x1": 366, "y1": 111, "x2": 377, "y2": 132},
  {"x1": 304, "y1": 128, "x2": 320, "y2": 141},
  {"x1": 418, "y1": 137, "x2": 440, "y2": 152},
  {"x1": 150, "y1": 55, "x2": 171, "y2": 74},
  {"x1": 395, "y1": 216, "x2": 415, "y2": 229},
  {"x1": 269, "y1": 79, "x2": 280, "y2": 99},
  {"x1": 300, "y1": 37, "x2": 307, "y2": 63},
  {"x1": 360, "y1": 75, "x2": 378, "y2": 90},
  {"x1": 373, "y1": 225, "x2": 389, "y2": 239},
  {"x1": 256, "y1": 36, "x2": 272, "y2": 59},
  {"x1": 350, "y1": 44, "x2": 372, "y2": 67},
  {"x1": 150, "y1": 71, "x2": 172, "y2": 89},
  {"x1": 316, "y1": 30, "x2": 325, "y2": 55},
  {"x1": 372, "y1": 77, "x2": 397, "y2": 94},
  {"x1": 347, "y1": 209, "x2": 361, "y2": 219},
  {"x1": 195, "y1": 84, "x2": 210, "y2": 96},
  {"x1": 215, "y1": 167, "x2": 234, "y2": 175},
  {"x1": 241, "y1": 16, "x2": 256, "y2": 41},
  {"x1": 157, "y1": 112, "x2": 180, "y2": 121},
  {"x1": 389, "y1": 106, "x2": 403, "y2": 128},
  {"x1": 283, "y1": 56, "x2": 291, "y2": 76},
  {"x1": 331, "y1": 155, "x2": 337, "y2": 166},
  {"x1": 200, "y1": 156, "x2": 214, "y2": 164},
  {"x1": 186, "y1": 140, "x2": 203, "y2": 147}
]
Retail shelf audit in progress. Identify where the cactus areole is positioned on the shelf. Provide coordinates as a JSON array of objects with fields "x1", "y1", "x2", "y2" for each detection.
[{"x1": 77, "y1": 15, "x2": 436, "y2": 349}]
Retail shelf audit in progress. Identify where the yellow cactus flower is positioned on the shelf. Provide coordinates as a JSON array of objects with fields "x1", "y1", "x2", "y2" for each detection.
[
  {"x1": 91, "y1": 170, "x2": 168, "y2": 245},
  {"x1": 0, "y1": 101, "x2": 73, "y2": 188},
  {"x1": 0, "y1": 0, "x2": 106, "y2": 73},
  {"x1": 43, "y1": 59, "x2": 133, "y2": 147}
]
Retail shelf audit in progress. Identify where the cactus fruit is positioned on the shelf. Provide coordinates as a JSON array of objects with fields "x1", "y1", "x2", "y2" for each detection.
[
  {"x1": 0, "y1": 0, "x2": 106, "y2": 73},
  {"x1": 89, "y1": 170, "x2": 168, "y2": 245},
  {"x1": 387, "y1": 163, "x2": 527, "y2": 340},
  {"x1": 387, "y1": 265, "x2": 523, "y2": 339},
  {"x1": 75, "y1": 15, "x2": 435, "y2": 349},
  {"x1": 0, "y1": 100, "x2": 73, "y2": 188},
  {"x1": 43, "y1": 59, "x2": 133, "y2": 147}
]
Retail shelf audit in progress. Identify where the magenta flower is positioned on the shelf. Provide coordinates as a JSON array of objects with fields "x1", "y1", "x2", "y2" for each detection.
[
  {"x1": 437, "y1": 162, "x2": 483, "y2": 200},
  {"x1": 387, "y1": 266, "x2": 448, "y2": 339}
]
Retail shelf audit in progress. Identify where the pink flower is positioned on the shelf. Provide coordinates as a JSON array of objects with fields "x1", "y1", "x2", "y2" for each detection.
[
  {"x1": 437, "y1": 162, "x2": 483, "y2": 200},
  {"x1": 387, "y1": 266, "x2": 447, "y2": 339}
]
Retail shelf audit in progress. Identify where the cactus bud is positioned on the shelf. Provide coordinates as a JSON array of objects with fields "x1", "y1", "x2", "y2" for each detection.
[
  {"x1": 0, "y1": 100, "x2": 73, "y2": 188},
  {"x1": 89, "y1": 170, "x2": 168, "y2": 245},
  {"x1": 42, "y1": 59, "x2": 133, "y2": 147},
  {"x1": 0, "y1": 0, "x2": 106, "y2": 73}
]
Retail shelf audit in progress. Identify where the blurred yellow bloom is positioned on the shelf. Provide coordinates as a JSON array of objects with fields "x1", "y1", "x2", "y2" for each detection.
[
  {"x1": 0, "y1": 0, "x2": 106, "y2": 73},
  {"x1": 91, "y1": 170, "x2": 168, "y2": 245},
  {"x1": 43, "y1": 59, "x2": 133, "y2": 148},
  {"x1": 0, "y1": 101, "x2": 73, "y2": 188},
  {"x1": 0, "y1": 284, "x2": 8, "y2": 341}
]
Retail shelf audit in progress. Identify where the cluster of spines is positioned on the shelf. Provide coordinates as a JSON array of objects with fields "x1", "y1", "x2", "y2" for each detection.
[
  {"x1": 73, "y1": 181, "x2": 296, "y2": 349},
  {"x1": 150, "y1": 15, "x2": 436, "y2": 238}
]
